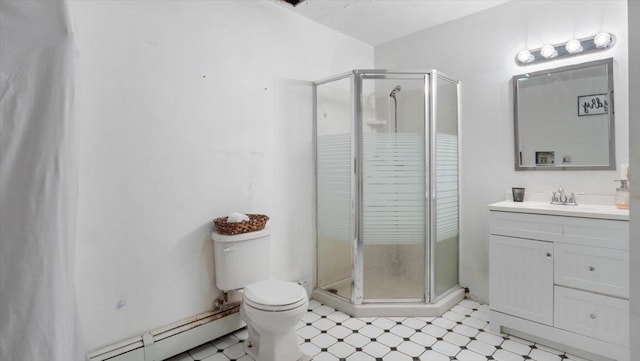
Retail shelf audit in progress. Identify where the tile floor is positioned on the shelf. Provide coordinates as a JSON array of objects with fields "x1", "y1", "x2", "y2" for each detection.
[{"x1": 165, "y1": 299, "x2": 591, "y2": 361}]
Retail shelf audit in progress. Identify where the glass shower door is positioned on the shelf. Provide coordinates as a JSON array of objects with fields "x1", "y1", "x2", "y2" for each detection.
[{"x1": 360, "y1": 75, "x2": 427, "y2": 301}]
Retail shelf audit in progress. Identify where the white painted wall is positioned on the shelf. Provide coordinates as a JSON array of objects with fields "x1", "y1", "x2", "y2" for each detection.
[
  {"x1": 375, "y1": 0, "x2": 629, "y2": 302},
  {"x1": 70, "y1": 0, "x2": 372, "y2": 350},
  {"x1": 627, "y1": 0, "x2": 639, "y2": 356}
]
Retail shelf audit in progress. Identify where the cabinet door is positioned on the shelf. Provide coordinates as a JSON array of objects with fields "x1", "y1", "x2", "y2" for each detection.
[{"x1": 489, "y1": 235, "x2": 554, "y2": 325}]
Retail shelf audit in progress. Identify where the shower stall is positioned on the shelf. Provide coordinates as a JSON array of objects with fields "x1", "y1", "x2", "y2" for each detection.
[{"x1": 313, "y1": 70, "x2": 462, "y2": 316}]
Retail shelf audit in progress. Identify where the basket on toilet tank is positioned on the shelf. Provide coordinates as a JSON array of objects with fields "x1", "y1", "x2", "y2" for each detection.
[{"x1": 213, "y1": 214, "x2": 269, "y2": 235}]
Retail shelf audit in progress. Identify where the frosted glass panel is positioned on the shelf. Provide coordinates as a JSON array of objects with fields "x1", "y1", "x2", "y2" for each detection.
[
  {"x1": 363, "y1": 133, "x2": 425, "y2": 244},
  {"x1": 436, "y1": 133, "x2": 458, "y2": 242},
  {"x1": 317, "y1": 133, "x2": 351, "y2": 242},
  {"x1": 316, "y1": 78, "x2": 352, "y2": 300},
  {"x1": 434, "y1": 77, "x2": 459, "y2": 297},
  {"x1": 362, "y1": 78, "x2": 425, "y2": 300}
]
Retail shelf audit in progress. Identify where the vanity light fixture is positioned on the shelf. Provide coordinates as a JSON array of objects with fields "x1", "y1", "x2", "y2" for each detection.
[
  {"x1": 565, "y1": 39, "x2": 583, "y2": 54},
  {"x1": 517, "y1": 49, "x2": 534, "y2": 64},
  {"x1": 594, "y1": 32, "x2": 612, "y2": 48},
  {"x1": 540, "y1": 44, "x2": 558, "y2": 59},
  {"x1": 515, "y1": 32, "x2": 615, "y2": 66}
]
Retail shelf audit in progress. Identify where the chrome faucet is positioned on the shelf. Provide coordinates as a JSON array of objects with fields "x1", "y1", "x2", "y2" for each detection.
[{"x1": 551, "y1": 187, "x2": 578, "y2": 206}]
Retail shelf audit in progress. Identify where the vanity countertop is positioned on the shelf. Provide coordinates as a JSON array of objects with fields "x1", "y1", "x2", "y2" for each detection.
[{"x1": 488, "y1": 201, "x2": 629, "y2": 221}]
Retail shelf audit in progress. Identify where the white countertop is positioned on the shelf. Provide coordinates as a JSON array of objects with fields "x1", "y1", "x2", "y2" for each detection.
[{"x1": 488, "y1": 201, "x2": 629, "y2": 221}]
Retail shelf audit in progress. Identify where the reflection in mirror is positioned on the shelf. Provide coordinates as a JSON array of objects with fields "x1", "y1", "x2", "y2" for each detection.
[{"x1": 513, "y1": 58, "x2": 615, "y2": 170}]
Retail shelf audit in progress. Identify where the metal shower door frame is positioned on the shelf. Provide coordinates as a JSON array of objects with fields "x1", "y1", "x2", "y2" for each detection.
[{"x1": 350, "y1": 70, "x2": 432, "y2": 305}]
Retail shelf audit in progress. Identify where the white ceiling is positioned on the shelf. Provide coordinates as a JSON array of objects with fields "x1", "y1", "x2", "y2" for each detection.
[{"x1": 276, "y1": 0, "x2": 510, "y2": 46}]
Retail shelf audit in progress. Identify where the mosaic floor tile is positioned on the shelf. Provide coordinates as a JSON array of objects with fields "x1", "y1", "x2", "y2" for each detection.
[
  {"x1": 396, "y1": 340, "x2": 424, "y2": 357},
  {"x1": 401, "y1": 317, "x2": 426, "y2": 330},
  {"x1": 432, "y1": 340, "x2": 461, "y2": 357},
  {"x1": 343, "y1": 333, "x2": 370, "y2": 348},
  {"x1": 327, "y1": 342, "x2": 355, "y2": 358},
  {"x1": 443, "y1": 331, "x2": 470, "y2": 347},
  {"x1": 389, "y1": 324, "x2": 415, "y2": 338},
  {"x1": 501, "y1": 339, "x2": 531, "y2": 355},
  {"x1": 187, "y1": 343, "x2": 217, "y2": 360},
  {"x1": 222, "y1": 343, "x2": 245, "y2": 360},
  {"x1": 361, "y1": 341, "x2": 390, "y2": 358},
  {"x1": 310, "y1": 333, "x2": 338, "y2": 349},
  {"x1": 409, "y1": 331, "x2": 437, "y2": 347},
  {"x1": 372, "y1": 317, "x2": 397, "y2": 330}
]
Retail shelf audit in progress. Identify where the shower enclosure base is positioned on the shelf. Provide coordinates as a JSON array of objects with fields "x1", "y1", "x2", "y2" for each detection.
[{"x1": 311, "y1": 287, "x2": 465, "y2": 318}]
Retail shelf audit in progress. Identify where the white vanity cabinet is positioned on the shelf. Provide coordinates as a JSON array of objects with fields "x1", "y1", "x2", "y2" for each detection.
[{"x1": 488, "y1": 202, "x2": 629, "y2": 361}]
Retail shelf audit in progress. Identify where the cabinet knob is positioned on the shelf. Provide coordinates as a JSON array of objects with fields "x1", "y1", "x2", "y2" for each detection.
[
  {"x1": 590, "y1": 313, "x2": 597, "y2": 319},
  {"x1": 546, "y1": 252, "x2": 552, "y2": 259},
  {"x1": 588, "y1": 266, "x2": 596, "y2": 272}
]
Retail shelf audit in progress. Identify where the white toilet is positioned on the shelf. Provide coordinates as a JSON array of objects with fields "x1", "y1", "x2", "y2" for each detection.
[{"x1": 212, "y1": 227, "x2": 308, "y2": 361}]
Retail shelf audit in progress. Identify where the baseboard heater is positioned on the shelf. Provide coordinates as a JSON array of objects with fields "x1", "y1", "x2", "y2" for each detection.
[{"x1": 88, "y1": 303, "x2": 243, "y2": 361}]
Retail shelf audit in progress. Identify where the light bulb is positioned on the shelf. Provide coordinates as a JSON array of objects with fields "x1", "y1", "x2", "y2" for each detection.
[
  {"x1": 540, "y1": 44, "x2": 557, "y2": 59},
  {"x1": 565, "y1": 39, "x2": 583, "y2": 54},
  {"x1": 516, "y1": 49, "x2": 534, "y2": 63},
  {"x1": 594, "y1": 32, "x2": 612, "y2": 48}
]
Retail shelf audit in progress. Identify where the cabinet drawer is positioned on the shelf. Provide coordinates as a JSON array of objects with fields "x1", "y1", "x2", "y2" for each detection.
[
  {"x1": 490, "y1": 211, "x2": 563, "y2": 242},
  {"x1": 554, "y1": 243, "x2": 629, "y2": 298},
  {"x1": 554, "y1": 286, "x2": 629, "y2": 346},
  {"x1": 562, "y1": 217, "x2": 629, "y2": 250}
]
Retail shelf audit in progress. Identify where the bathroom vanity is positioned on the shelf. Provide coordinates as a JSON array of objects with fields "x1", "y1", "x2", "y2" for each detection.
[{"x1": 488, "y1": 201, "x2": 629, "y2": 361}]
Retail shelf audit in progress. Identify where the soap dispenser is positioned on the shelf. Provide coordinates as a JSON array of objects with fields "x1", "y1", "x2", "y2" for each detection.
[{"x1": 615, "y1": 179, "x2": 629, "y2": 209}]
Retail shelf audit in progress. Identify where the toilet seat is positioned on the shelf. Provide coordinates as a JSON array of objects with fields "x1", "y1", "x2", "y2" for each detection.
[{"x1": 244, "y1": 279, "x2": 307, "y2": 312}]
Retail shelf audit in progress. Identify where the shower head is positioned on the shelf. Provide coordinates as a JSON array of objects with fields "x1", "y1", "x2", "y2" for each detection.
[{"x1": 389, "y1": 85, "x2": 401, "y2": 97}]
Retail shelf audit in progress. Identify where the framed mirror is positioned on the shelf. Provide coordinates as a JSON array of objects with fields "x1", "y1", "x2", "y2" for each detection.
[{"x1": 513, "y1": 58, "x2": 615, "y2": 170}]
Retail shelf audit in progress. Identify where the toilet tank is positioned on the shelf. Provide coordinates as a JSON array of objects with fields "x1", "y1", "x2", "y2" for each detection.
[{"x1": 211, "y1": 227, "x2": 271, "y2": 291}]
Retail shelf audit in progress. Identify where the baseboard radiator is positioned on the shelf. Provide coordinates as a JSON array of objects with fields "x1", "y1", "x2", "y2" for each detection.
[{"x1": 88, "y1": 304, "x2": 243, "y2": 361}]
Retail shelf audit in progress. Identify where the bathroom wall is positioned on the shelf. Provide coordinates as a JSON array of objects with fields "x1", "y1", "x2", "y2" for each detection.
[
  {"x1": 70, "y1": 1, "x2": 373, "y2": 350},
  {"x1": 375, "y1": 0, "x2": 629, "y2": 302}
]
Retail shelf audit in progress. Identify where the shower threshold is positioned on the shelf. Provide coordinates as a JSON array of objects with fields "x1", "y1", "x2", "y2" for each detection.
[{"x1": 311, "y1": 287, "x2": 465, "y2": 318}]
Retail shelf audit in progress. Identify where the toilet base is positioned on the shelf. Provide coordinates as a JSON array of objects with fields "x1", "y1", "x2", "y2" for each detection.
[
  {"x1": 240, "y1": 300, "x2": 308, "y2": 361},
  {"x1": 243, "y1": 339, "x2": 311, "y2": 361},
  {"x1": 238, "y1": 279, "x2": 309, "y2": 361}
]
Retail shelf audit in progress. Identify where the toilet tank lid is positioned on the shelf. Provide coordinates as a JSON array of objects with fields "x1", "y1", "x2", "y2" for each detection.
[
  {"x1": 244, "y1": 278, "x2": 307, "y2": 306},
  {"x1": 211, "y1": 227, "x2": 271, "y2": 243}
]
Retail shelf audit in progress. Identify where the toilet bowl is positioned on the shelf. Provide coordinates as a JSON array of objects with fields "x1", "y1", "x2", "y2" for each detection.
[
  {"x1": 240, "y1": 278, "x2": 308, "y2": 361},
  {"x1": 211, "y1": 228, "x2": 309, "y2": 361}
]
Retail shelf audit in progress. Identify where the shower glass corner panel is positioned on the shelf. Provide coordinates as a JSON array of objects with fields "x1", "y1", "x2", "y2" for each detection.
[
  {"x1": 315, "y1": 70, "x2": 459, "y2": 305},
  {"x1": 316, "y1": 76, "x2": 353, "y2": 301},
  {"x1": 434, "y1": 75, "x2": 460, "y2": 299}
]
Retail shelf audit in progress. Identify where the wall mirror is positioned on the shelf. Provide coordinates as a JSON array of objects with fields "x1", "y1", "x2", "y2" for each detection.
[{"x1": 513, "y1": 58, "x2": 615, "y2": 170}]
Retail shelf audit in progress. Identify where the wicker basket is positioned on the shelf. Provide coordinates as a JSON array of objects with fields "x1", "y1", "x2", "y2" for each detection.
[{"x1": 214, "y1": 214, "x2": 269, "y2": 235}]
